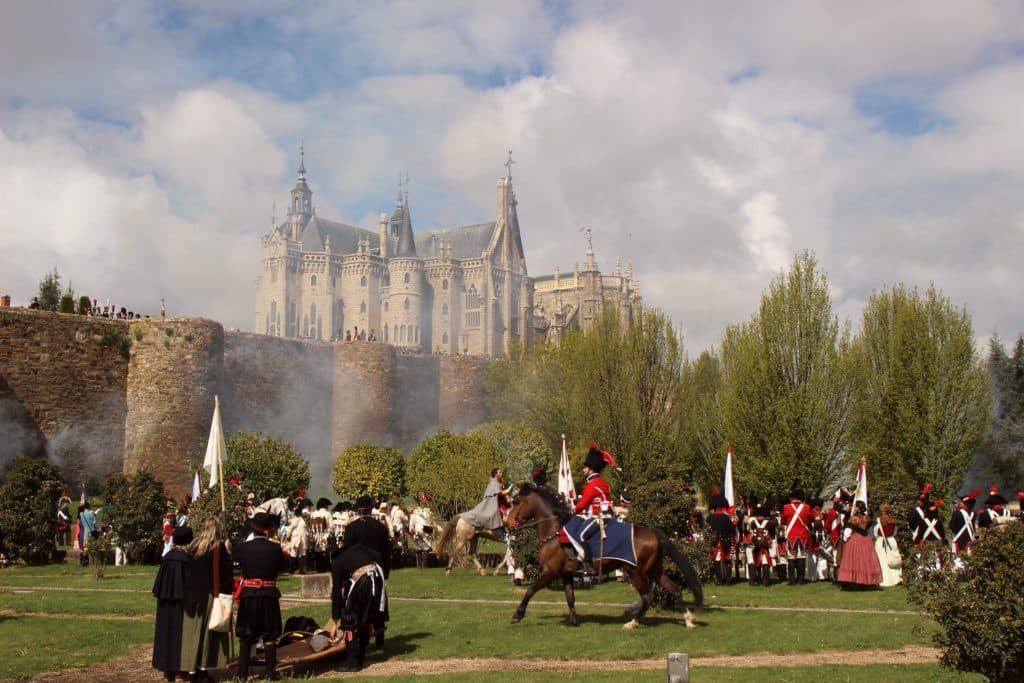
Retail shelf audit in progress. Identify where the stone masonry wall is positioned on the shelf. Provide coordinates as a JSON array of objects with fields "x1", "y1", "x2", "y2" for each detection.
[
  {"x1": 331, "y1": 342, "x2": 395, "y2": 455},
  {"x1": 124, "y1": 318, "x2": 224, "y2": 494},
  {"x1": 0, "y1": 308, "x2": 129, "y2": 478},
  {"x1": 439, "y1": 354, "x2": 491, "y2": 432},
  {"x1": 222, "y1": 332, "x2": 334, "y2": 480},
  {"x1": 393, "y1": 355, "x2": 440, "y2": 447},
  {"x1": 0, "y1": 309, "x2": 491, "y2": 493}
]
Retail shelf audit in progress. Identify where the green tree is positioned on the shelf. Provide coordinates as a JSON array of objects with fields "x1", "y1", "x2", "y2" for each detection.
[
  {"x1": 188, "y1": 484, "x2": 248, "y2": 548},
  {"x1": 906, "y1": 522, "x2": 1024, "y2": 682},
  {"x1": 217, "y1": 431, "x2": 310, "y2": 503},
  {"x1": 487, "y1": 307, "x2": 688, "y2": 485},
  {"x1": 679, "y1": 350, "x2": 724, "y2": 497},
  {"x1": 850, "y1": 283, "x2": 990, "y2": 501},
  {"x1": 629, "y1": 478, "x2": 710, "y2": 594},
  {"x1": 77, "y1": 295, "x2": 92, "y2": 315},
  {"x1": 101, "y1": 471, "x2": 166, "y2": 564},
  {"x1": 331, "y1": 444, "x2": 405, "y2": 501},
  {"x1": 37, "y1": 268, "x2": 62, "y2": 311},
  {"x1": 0, "y1": 456, "x2": 65, "y2": 564},
  {"x1": 405, "y1": 430, "x2": 504, "y2": 520},
  {"x1": 717, "y1": 251, "x2": 856, "y2": 498},
  {"x1": 469, "y1": 420, "x2": 553, "y2": 485},
  {"x1": 973, "y1": 335, "x2": 1024, "y2": 491}
]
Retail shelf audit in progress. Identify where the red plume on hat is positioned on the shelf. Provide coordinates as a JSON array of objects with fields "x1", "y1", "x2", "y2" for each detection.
[
  {"x1": 1018, "y1": 491, "x2": 1024, "y2": 501},
  {"x1": 601, "y1": 450, "x2": 617, "y2": 469},
  {"x1": 919, "y1": 483, "x2": 933, "y2": 501},
  {"x1": 588, "y1": 442, "x2": 597, "y2": 450}
]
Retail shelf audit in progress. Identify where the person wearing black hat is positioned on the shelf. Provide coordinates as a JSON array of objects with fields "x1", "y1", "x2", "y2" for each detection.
[
  {"x1": 976, "y1": 487, "x2": 1010, "y2": 529},
  {"x1": 781, "y1": 489, "x2": 812, "y2": 585},
  {"x1": 152, "y1": 525, "x2": 193, "y2": 682},
  {"x1": 326, "y1": 532, "x2": 387, "y2": 672},
  {"x1": 234, "y1": 512, "x2": 286, "y2": 681},
  {"x1": 746, "y1": 505, "x2": 776, "y2": 587},
  {"x1": 561, "y1": 444, "x2": 615, "y2": 576},
  {"x1": 706, "y1": 490, "x2": 735, "y2": 585},
  {"x1": 531, "y1": 464, "x2": 549, "y2": 488},
  {"x1": 949, "y1": 491, "x2": 980, "y2": 554}
]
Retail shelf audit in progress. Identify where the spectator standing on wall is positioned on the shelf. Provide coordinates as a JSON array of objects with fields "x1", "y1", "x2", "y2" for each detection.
[
  {"x1": 368, "y1": 329, "x2": 376, "y2": 341},
  {"x1": 345, "y1": 330, "x2": 352, "y2": 342}
]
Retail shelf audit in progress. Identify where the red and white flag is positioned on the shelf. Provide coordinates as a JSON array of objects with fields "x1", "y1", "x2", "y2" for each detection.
[{"x1": 557, "y1": 434, "x2": 576, "y2": 504}]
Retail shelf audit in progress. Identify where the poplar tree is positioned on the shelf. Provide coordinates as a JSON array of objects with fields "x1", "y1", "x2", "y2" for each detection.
[
  {"x1": 717, "y1": 251, "x2": 855, "y2": 498},
  {"x1": 850, "y1": 284, "x2": 990, "y2": 501}
]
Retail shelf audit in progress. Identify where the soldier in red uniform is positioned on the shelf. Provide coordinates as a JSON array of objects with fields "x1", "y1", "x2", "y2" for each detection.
[
  {"x1": 562, "y1": 444, "x2": 615, "y2": 575},
  {"x1": 781, "y1": 489, "x2": 813, "y2": 585}
]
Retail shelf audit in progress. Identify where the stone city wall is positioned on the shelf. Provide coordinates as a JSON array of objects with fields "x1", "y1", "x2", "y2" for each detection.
[
  {"x1": 0, "y1": 308, "x2": 128, "y2": 477},
  {"x1": 0, "y1": 310, "x2": 491, "y2": 495}
]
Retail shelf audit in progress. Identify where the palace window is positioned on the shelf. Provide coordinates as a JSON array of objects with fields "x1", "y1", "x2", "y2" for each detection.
[
  {"x1": 311, "y1": 275, "x2": 317, "y2": 287},
  {"x1": 465, "y1": 285, "x2": 479, "y2": 310},
  {"x1": 404, "y1": 298, "x2": 410, "y2": 311},
  {"x1": 442, "y1": 332, "x2": 448, "y2": 344},
  {"x1": 360, "y1": 301, "x2": 366, "y2": 313},
  {"x1": 360, "y1": 275, "x2": 367, "y2": 287},
  {"x1": 442, "y1": 279, "x2": 448, "y2": 291},
  {"x1": 404, "y1": 272, "x2": 410, "y2": 284},
  {"x1": 442, "y1": 303, "x2": 448, "y2": 316},
  {"x1": 384, "y1": 301, "x2": 389, "y2": 312}
]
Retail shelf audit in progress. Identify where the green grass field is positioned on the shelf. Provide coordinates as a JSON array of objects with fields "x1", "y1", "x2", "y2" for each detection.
[{"x1": 0, "y1": 564, "x2": 981, "y2": 682}]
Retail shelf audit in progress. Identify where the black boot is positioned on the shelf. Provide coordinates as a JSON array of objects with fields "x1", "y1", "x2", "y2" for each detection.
[
  {"x1": 796, "y1": 561, "x2": 806, "y2": 584},
  {"x1": 297, "y1": 556, "x2": 307, "y2": 575},
  {"x1": 263, "y1": 642, "x2": 279, "y2": 680},
  {"x1": 237, "y1": 639, "x2": 251, "y2": 681},
  {"x1": 578, "y1": 543, "x2": 595, "y2": 576}
]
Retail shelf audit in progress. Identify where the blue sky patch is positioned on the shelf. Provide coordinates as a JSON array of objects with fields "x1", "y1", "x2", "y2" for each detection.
[{"x1": 854, "y1": 83, "x2": 948, "y2": 137}]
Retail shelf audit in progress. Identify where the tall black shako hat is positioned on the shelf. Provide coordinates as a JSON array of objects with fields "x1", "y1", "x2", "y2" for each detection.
[
  {"x1": 250, "y1": 512, "x2": 276, "y2": 533},
  {"x1": 584, "y1": 443, "x2": 617, "y2": 472},
  {"x1": 172, "y1": 525, "x2": 194, "y2": 546},
  {"x1": 532, "y1": 464, "x2": 548, "y2": 487},
  {"x1": 708, "y1": 489, "x2": 730, "y2": 511},
  {"x1": 355, "y1": 495, "x2": 374, "y2": 513}
]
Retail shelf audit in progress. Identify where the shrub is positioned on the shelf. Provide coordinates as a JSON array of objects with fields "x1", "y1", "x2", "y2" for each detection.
[
  {"x1": 628, "y1": 477, "x2": 704, "y2": 603},
  {"x1": 58, "y1": 293, "x2": 75, "y2": 313},
  {"x1": 406, "y1": 430, "x2": 504, "y2": 520},
  {"x1": 100, "y1": 471, "x2": 166, "y2": 564},
  {"x1": 469, "y1": 420, "x2": 553, "y2": 486},
  {"x1": 188, "y1": 484, "x2": 249, "y2": 549},
  {"x1": 215, "y1": 431, "x2": 310, "y2": 503},
  {"x1": 0, "y1": 456, "x2": 65, "y2": 564},
  {"x1": 905, "y1": 522, "x2": 1024, "y2": 682},
  {"x1": 332, "y1": 444, "x2": 405, "y2": 501},
  {"x1": 509, "y1": 524, "x2": 542, "y2": 582},
  {"x1": 77, "y1": 296, "x2": 92, "y2": 315},
  {"x1": 100, "y1": 331, "x2": 132, "y2": 356}
]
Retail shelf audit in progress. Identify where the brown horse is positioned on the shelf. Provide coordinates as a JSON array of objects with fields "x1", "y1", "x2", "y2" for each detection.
[
  {"x1": 506, "y1": 484, "x2": 703, "y2": 629},
  {"x1": 434, "y1": 516, "x2": 506, "y2": 576}
]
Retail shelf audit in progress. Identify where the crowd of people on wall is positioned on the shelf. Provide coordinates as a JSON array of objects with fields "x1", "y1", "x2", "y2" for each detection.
[
  {"x1": 701, "y1": 484, "x2": 1024, "y2": 589},
  {"x1": 12, "y1": 294, "x2": 165, "y2": 319}
]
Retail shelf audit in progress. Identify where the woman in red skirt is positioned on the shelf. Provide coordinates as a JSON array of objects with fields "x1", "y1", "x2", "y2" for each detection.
[{"x1": 837, "y1": 501, "x2": 882, "y2": 589}]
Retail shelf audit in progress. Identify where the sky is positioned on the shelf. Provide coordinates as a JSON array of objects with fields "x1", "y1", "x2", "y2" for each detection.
[{"x1": 2, "y1": 1, "x2": 1023, "y2": 355}]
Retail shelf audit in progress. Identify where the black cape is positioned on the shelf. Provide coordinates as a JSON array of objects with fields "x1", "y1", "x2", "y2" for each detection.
[{"x1": 152, "y1": 548, "x2": 189, "y2": 673}]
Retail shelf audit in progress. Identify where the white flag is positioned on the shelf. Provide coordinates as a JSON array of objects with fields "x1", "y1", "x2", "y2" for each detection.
[
  {"x1": 202, "y1": 396, "x2": 226, "y2": 490},
  {"x1": 191, "y1": 470, "x2": 201, "y2": 502},
  {"x1": 854, "y1": 461, "x2": 868, "y2": 509},
  {"x1": 724, "y1": 445, "x2": 735, "y2": 507},
  {"x1": 557, "y1": 435, "x2": 577, "y2": 504}
]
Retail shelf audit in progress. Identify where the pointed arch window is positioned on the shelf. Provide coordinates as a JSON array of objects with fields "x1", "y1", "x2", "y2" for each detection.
[
  {"x1": 360, "y1": 301, "x2": 366, "y2": 314},
  {"x1": 442, "y1": 279, "x2": 449, "y2": 291},
  {"x1": 442, "y1": 332, "x2": 448, "y2": 344},
  {"x1": 360, "y1": 275, "x2": 367, "y2": 287},
  {"x1": 404, "y1": 272, "x2": 410, "y2": 284},
  {"x1": 404, "y1": 298, "x2": 410, "y2": 311},
  {"x1": 311, "y1": 275, "x2": 317, "y2": 287}
]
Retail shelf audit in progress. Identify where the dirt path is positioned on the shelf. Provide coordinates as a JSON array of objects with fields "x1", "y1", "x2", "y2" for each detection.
[{"x1": 16, "y1": 645, "x2": 940, "y2": 682}]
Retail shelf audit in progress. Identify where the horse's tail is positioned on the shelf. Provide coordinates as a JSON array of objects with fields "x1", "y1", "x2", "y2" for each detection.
[
  {"x1": 655, "y1": 529, "x2": 704, "y2": 607},
  {"x1": 434, "y1": 517, "x2": 460, "y2": 560}
]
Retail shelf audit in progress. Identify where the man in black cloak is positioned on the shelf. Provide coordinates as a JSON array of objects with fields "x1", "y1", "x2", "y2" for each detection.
[{"x1": 152, "y1": 525, "x2": 193, "y2": 681}]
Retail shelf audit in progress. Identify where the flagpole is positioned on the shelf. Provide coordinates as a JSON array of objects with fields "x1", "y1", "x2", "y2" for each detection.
[{"x1": 216, "y1": 395, "x2": 226, "y2": 514}]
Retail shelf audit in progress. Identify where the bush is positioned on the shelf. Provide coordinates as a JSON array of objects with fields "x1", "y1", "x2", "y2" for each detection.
[
  {"x1": 905, "y1": 522, "x2": 1024, "y2": 682},
  {"x1": 101, "y1": 471, "x2": 166, "y2": 564},
  {"x1": 188, "y1": 484, "x2": 249, "y2": 549},
  {"x1": 77, "y1": 296, "x2": 92, "y2": 315},
  {"x1": 406, "y1": 430, "x2": 504, "y2": 520},
  {"x1": 469, "y1": 420, "x2": 553, "y2": 486},
  {"x1": 332, "y1": 444, "x2": 405, "y2": 501},
  {"x1": 58, "y1": 293, "x2": 75, "y2": 314},
  {"x1": 509, "y1": 524, "x2": 542, "y2": 582},
  {"x1": 0, "y1": 456, "x2": 65, "y2": 564},
  {"x1": 216, "y1": 431, "x2": 310, "y2": 503},
  {"x1": 628, "y1": 477, "x2": 704, "y2": 603}
]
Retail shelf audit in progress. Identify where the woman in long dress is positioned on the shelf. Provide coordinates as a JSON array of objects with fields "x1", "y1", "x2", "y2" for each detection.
[
  {"x1": 837, "y1": 502, "x2": 882, "y2": 589},
  {"x1": 152, "y1": 526, "x2": 192, "y2": 681},
  {"x1": 180, "y1": 516, "x2": 233, "y2": 682},
  {"x1": 872, "y1": 503, "x2": 902, "y2": 587}
]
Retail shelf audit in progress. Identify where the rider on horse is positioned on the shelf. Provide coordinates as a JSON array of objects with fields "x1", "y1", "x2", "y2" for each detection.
[{"x1": 563, "y1": 444, "x2": 616, "y2": 575}]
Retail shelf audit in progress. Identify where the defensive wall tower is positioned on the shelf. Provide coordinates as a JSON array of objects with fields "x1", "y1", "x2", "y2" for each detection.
[
  {"x1": 331, "y1": 342, "x2": 395, "y2": 455},
  {"x1": 124, "y1": 317, "x2": 224, "y2": 494},
  {"x1": 439, "y1": 354, "x2": 490, "y2": 433}
]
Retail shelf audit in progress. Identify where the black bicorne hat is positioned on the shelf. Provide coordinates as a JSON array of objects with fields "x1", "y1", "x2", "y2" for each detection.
[
  {"x1": 250, "y1": 512, "x2": 276, "y2": 532},
  {"x1": 172, "y1": 525, "x2": 194, "y2": 546},
  {"x1": 708, "y1": 493, "x2": 730, "y2": 510},
  {"x1": 355, "y1": 495, "x2": 374, "y2": 511},
  {"x1": 316, "y1": 497, "x2": 331, "y2": 510}
]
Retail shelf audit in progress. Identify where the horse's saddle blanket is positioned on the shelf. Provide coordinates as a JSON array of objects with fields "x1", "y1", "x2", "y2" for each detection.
[{"x1": 562, "y1": 516, "x2": 637, "y2": 566}]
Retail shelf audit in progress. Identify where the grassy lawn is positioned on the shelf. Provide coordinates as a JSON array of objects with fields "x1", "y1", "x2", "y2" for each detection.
[
  {"x1": 0, "y1": 616, "x2": 153, "y2": 680},
  {"x1": 0, "y1": 564, "x2": 949, "y2": 680}
]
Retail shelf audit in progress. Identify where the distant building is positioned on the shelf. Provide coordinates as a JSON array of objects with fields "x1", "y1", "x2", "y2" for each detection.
[{"x1": 255, "y1": 148, "x2": 640, "y2": 356}]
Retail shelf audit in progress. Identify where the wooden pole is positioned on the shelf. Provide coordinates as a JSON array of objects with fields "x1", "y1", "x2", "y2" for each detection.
[{"x1": 216, "y1": 395, "x2": 226, "y2": 514}]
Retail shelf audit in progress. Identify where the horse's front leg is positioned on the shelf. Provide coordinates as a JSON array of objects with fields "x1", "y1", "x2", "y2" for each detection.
[
  {"x1": 625, "y1": 571, "x2": 651, "y2": 630},
  {"x1": 511, "y1": 568, "x2": 556, "y2": 623},
  {"x1": 469, "y1": 536, "x2": 486, "y2": 576},
  {"x1": 562, "y1": 573, "x2": 579, "y2": 627}
]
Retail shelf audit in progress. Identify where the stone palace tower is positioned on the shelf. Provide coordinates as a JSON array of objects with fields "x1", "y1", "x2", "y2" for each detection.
[{"x1": 255, "y1": 148, "x2": 641, "y2": 356}]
